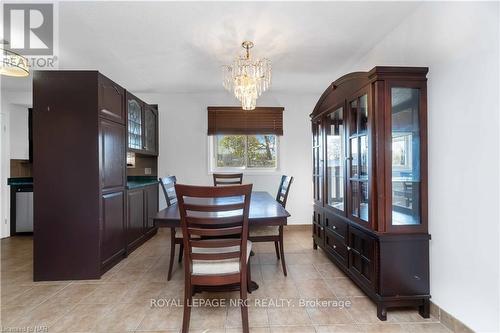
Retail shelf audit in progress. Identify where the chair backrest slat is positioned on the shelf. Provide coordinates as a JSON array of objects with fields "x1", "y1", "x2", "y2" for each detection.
[
  {"x1": 175, "y1": 183, "x2": 252, "y2": 278},
  {"x1": 186, "y1": 215, "x2": 244, "y2": 225},
  {"x1": 213, "y1": 173, "x2": 243, "y2": 186},
  {"x1": 184, "y1": 203, "x2": 244, "y2": 212},
  {"x1": 191, "y1": 251, "x2": 241, "y2": 261},
  {"x1": 190, "y1": 239, "x2": 241, "y2": 248},
  {"x1": 276, "y1": 175, "x2": 294, "y2": 208},
  {"x1": 159, "y1": 176, "x2": 178, "y2": 207},
  {"x1": 189, "y1": 226, "x2": 243, "y2": 237}
]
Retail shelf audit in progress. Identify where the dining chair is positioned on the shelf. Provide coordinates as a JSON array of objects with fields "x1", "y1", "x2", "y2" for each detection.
[
  {"x1": 159, "y1": 176, "x2": 183, "y2": 281},
  {"x1": 176, "y1": 183, "x2": 253, "y2": 333},
  {"x1": 213, "y1": 172, "x2": 243, "y2": 186},
  {"x1": 249, "y1": 175, "x2": 293, "y2": 276}
]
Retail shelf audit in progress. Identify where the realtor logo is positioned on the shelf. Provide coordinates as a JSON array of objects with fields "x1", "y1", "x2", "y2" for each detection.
[{"x1": 3, "y1": 3, "x2": 53, "y2": 55}]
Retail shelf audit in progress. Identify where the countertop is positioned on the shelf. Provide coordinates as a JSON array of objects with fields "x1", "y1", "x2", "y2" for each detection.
[
  {"x1": 7, "y1": 177, "x2": 33, "y2": 186},
  {"x1": 126, "y1": 177, "x2": 159, "y2": 189},
  {"x1": 7, "y1": 177, "x2": 159, "y2": 189}
]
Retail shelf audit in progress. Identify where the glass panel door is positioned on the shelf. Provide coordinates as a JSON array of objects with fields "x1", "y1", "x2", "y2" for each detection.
[
  {"x1": 312, "y1": 120, "x2": 323, "y2": 203},
  {"x1": 128, "y1": 99, "x2": 142, "y2": 150},
  {"x1": 348, "y1": 94, "x2": 369, "y2": 223},
  {"x1": 391, "y1": 87, "x2": 421, "y2": 225},
  {"x1": 326, "y1": 107, "x2": 345, "y2": 211}
]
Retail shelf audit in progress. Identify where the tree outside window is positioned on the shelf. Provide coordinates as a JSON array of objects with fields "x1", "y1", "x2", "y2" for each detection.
[{"x1": 215, "y1": 135, "x2": 277, "y2": 169}]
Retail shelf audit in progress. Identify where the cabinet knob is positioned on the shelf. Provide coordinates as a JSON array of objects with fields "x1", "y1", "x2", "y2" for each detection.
[
  {"x1": 347, "y1": 246, "x2": 351, "y2": 251},
  {"x1": 333, "y1": 245, "x2": 337, "y2": 249},
  {"x1": 332, "y1": 225, "x2": 337, "y2": 230}
]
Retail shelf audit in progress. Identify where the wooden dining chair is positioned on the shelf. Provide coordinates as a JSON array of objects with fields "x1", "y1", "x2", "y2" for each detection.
[
  {"x1": 249, "y1": 175, "x2": 293, "y2": 276},
  {"x1": 159, "y1": 176, "x2": 183, "y2": 281},
  {"x1": 213, "y1": 172, "x2": 243, "y2": 186},
  {"x1": 176, "y1": 183, "x2": 253, "y2": 333}
]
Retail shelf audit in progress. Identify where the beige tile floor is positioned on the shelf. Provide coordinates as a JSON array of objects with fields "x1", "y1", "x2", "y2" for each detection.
[{"x1": 1, "y1": 228, "x2": 451, "y2": 333}]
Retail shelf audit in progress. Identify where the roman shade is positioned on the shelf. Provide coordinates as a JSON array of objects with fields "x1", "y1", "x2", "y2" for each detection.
[{"x1": 207, "y1": 106, "x2": 284, "y2": 135}]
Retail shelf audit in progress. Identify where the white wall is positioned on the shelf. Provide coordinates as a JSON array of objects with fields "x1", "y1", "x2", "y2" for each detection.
[
  {"x1": 138, "y1": 91, "x2": 317, "y2": 225},
  {"x1": 346, "y1": 2, "x2": 499, "y2": 332}
]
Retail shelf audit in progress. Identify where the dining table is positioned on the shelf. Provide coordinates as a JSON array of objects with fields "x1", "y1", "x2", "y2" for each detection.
[{"x1": 153, "y1": 191, "x2": 291, "y2": 291}]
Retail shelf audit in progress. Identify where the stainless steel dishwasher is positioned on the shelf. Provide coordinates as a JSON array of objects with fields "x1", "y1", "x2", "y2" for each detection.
[{"x1": 15, "y1": 188, "x2": 33, "y2": 232}]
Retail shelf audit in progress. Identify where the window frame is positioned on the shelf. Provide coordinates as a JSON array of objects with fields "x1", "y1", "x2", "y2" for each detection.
[{"x1": 208, "y1": 134, "x2": 281, "y2": 174}]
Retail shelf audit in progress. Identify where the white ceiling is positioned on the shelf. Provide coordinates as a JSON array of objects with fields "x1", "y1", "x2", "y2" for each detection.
[{"x1": 2, "y1": 1, "x2": 421, "y2": 95}]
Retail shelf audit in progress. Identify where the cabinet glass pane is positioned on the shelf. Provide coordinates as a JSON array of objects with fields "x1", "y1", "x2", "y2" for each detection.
[
  {"x1": 350, "y1": 137, "x2": 358, "y2": 177},
  {"x1": 360, "y1": 135, "x2": 368, "y2": 178},
  {"x1": 128, "y1": 99, "x2": 142, "y2": 150},
  {"x1": 391, "y1": 87, "x2": 421, "y2": 225},
  {"x1": 326, "y1": 108, "x2": 344, "y2": 211},
  {"x1": 359, "y1": 94, "x2": 368, "y2": 133},
  {"x1": 350, "y1": 100, "x2": 358, "y2": 134},
  {"x1": 351, "y1": 181, "x2": 359, "y2": 217},
  {"x1": 360, "y1": 181, "x2": 369, "y2": 221},
  {"x1": 144, "y1": 108, "x2": 156, "y2": 152}
]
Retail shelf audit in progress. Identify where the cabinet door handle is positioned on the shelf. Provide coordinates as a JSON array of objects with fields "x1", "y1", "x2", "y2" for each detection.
[
  {"x1": 332, "y1": 225, "x2": 337, "y2": 230},
  {"x1": 347, "y1": 246, "x2": 351, "y2": 251},
  {"x1": 333, "y1": 245, "x2": 337, "y2": 249}
]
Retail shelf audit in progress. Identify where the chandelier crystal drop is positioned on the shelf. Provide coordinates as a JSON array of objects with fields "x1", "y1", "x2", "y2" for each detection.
[{"x1": 222, "y1": 41, "x2": 271, "y2": 110}]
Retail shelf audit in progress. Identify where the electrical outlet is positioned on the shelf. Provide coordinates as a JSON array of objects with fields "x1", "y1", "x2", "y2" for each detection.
[{"x1": 145, "y1": 168, "x2": 152, "y2": 175}]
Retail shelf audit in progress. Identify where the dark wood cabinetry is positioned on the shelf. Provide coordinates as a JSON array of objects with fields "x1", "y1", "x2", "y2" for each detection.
[
  {"x1": 127, "y1": 184, "x2": 159, "y2": 251},
  {"x1": 127, "y1": 93, "x2": 158, "y2": 155},
  {"x1": 143, "y1": 105, "x2": 158, "y2": 155},
  {"x1": 101, "y1": 190, "x2": 126, "y2": 268},
  {"x1": 311, "y1": 67, "x2": 430, "y2": 320},
  {"x1": 33, "y1": 71, "x2": 159, "y2": 281}
]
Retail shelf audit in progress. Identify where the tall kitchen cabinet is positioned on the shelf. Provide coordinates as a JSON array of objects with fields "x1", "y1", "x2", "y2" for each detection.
[
  {"x1": 311, "y1": 67, "x2": 430, "y2": 320},
  {"x1": 33, "y1": 71, "x2": 159, "y2": 281}
]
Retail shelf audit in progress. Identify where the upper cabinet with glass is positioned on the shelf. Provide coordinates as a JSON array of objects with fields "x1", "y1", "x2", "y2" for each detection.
[
  {"x1": 126, "y1": 92, "x2": 159, "y2": 156},
  {"x1": 310, "y1": 67, "x2": 428, "y2": 234}
]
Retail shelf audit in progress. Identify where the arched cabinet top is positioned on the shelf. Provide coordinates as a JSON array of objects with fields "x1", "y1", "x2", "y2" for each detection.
[{"x1": 310, "y1": 66, "x2": 428, "y2": 119}]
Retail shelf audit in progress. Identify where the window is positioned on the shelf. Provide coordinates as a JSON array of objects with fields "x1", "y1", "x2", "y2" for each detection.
[{"x1": 212, "y1": 134, "x2": 278, "y2": 170}]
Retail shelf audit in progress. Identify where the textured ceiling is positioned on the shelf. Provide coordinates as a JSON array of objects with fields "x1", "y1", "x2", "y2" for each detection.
[{"x1": 1, "y1": 1, "x2": 421, "y2": 94}]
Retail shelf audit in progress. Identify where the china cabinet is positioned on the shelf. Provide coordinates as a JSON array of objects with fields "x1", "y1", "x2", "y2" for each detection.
[{"x1": 311, "y1": 66, "x2": 430, "y2": 320}]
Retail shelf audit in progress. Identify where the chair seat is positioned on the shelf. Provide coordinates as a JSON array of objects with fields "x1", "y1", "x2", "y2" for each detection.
[
  {"x1": 249, "y1": 225, "x2": 279, "y2": 237},
  {"x1": 191, "y1": 240, "x2": 252, "y2": 276}
]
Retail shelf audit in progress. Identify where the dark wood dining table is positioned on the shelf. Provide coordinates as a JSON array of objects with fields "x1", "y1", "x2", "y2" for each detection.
[{"x1": 153, "y1": 191, "x2": 291, "y2": 291}]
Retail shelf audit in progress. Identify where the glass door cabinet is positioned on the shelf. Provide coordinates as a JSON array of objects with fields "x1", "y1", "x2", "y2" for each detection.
[{"x1": 310, "y1": 67, "x2": 430, "y2": 321}]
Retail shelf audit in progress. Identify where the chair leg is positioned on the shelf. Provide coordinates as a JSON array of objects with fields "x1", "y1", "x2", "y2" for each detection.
[
  {"x1": 240, "y1": 275, "x2": 249, "y2": 333},
  {"x1": 274, "y1": 241, "x2": 280, "y2": 260},
  {"x1": 168, "y1": 228, "x2": 175, "y2": 281},
  {"x1": 279, "y1": 226, "x2": 287, "y2": 276},
  {"x1": 182, "y1": 281, "x2": 192, "y2": 333},
  {"x1": 178, "y1": 243, "x2": 183, "y2": 263},
  {"x1": 247, "y1": 259, "x2": 252, "y2": 294}
]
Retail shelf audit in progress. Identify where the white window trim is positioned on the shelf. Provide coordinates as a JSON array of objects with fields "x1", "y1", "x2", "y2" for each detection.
[{"x1": 207, "y1": 135, "x2": 281, "y2": 175}]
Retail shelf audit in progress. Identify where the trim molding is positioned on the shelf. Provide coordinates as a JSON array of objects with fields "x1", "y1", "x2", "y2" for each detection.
[{"x1": 430, "y1": 301, "x2": 474, "y2": 333}]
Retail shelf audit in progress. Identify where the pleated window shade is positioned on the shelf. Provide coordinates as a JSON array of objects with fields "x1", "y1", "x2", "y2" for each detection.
[{"x1": 207, "y1": 106, "x2": 284, "y2": 135}]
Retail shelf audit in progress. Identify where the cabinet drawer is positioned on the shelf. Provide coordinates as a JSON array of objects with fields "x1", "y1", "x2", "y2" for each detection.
[
  {"x1": 324, "y1": 212, "x2": 347, "y2": 240},
  {"x1": 325, "y1": 229, "x2": 348, "y2": 267}
]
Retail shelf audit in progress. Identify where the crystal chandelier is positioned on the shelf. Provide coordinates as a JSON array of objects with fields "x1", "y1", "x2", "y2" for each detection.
[{"x1": 222, "y1": 41, "x2": 271, "y2": 110}]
